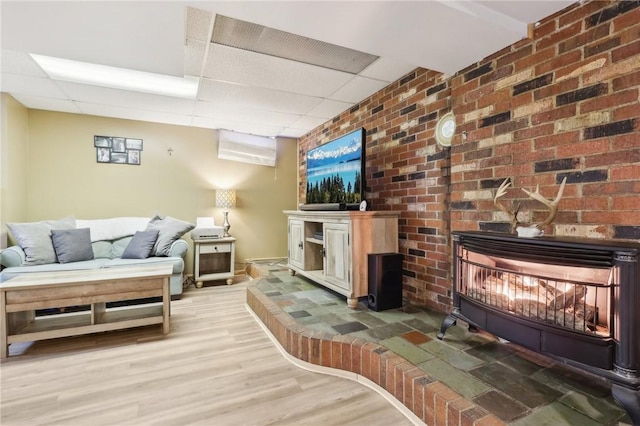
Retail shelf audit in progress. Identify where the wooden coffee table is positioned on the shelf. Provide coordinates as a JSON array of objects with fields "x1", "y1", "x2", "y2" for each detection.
[{"x1": 0, "y1": 264, "x2": 173, "y2": 359}]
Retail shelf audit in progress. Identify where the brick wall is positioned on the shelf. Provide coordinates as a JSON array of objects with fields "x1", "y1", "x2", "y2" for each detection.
[{"x1": 298, "y1": 0, "x2": 640, "y2": 312}]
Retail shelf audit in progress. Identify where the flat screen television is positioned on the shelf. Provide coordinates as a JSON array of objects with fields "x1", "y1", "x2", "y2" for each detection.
[{"x1": 305, "y1": 127, "x2": 365, "y2": 209}]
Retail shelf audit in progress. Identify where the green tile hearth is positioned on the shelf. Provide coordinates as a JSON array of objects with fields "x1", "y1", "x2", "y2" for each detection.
[
  {"x1": 254, "y1": 266, "x2": 630, "y2": 425},
  {"x1": 417, "y1": 357, "x2": 491, "y2": 400},
  {"x1": 473, "y1": 390, "x2": 529, "y2": 422}
]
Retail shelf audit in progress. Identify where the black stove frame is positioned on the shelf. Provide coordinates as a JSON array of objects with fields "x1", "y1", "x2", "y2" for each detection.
[{"x1": 438, "y1": 231, "x2": 640, "y2": 423}]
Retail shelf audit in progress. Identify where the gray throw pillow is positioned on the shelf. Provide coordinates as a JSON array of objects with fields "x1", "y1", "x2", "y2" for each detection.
[
  {"x1": 6, "y1": 217, "x2": 76, "y2": 265},
  {"x1": 122, "y1": 230, "x2": 159, "y2": 259},
  {"x1": 51, "y1": 228, "x2": 94, "y2": 264},
  {"x1": 146, "y1": 215, "x2": 194, "y2": 256}
]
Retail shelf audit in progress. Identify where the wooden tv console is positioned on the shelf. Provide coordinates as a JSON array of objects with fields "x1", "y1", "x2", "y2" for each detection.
[{"x1": 284, "y1": 210, "x2": 399, "y2": 308}]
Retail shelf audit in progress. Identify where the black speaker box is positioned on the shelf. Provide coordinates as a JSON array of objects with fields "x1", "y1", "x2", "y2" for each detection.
[{"x1": 367, "y1": 253, "x2": 403, "y2": 311}]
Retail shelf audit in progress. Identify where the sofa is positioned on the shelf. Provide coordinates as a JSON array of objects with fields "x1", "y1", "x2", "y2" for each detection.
[{"x1": 0, "y1": 216, "x2": 194, "y2": 298}]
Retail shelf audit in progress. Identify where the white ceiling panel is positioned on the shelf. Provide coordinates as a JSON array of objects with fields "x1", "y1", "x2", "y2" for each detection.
[
  {"x1": 198, "y1": 78, "x2": 322, "y2": 114},
  {"x1": 186, "y1": 7, "x2": 213, "y2": 43},
  {"x1": 360, "y1": 57, "x2": 416, "y2": 83},
  {"x1": 288, "y1": 115, "x2": 331, "y2": 132},
  {"x1": 1, "y1": 1, "x2": 576, "y2": 138},
  {"x1": 58, "y1": 82, "x2": 197, "y2": 115},
  {"x1": 1, "y1": 2, "x2": 185, "y2": 76},
  {"x1": 194, "y1": 100, "x2": 300, "y2": 127},
  {"x1": 192, "y1": 115, "x2": 284, "y2": 137},
  {"x1": 10, "y1": 94, "x2": 80, "y2": 114},
  {"x1": 279, "y1": 127, "x2": 309, "y2": 138},
  {"x1": 203, "y1": 44, "x2": 354, "y2": 97},
  {"x1": 0, "y1": 74, "x2": 67, "y2": 98},
  {"x1": 76, "y1": 102, "x2": 193, "y2": 128},
  {"x1": 1, "y1": 50, "x2": 47, "y2": 77},
  {"x1": 477, "y1": 1, "x2": 573, "y2": 24},
  {"x1": 306, "y1": 99, "x2": 353, "y2": 120},
  {"x1": 329, "y1": 76, "x2": 390, "y2": 104},
  {"x1": 184, "y1": 40, "x2": 207, "y2": 77}
]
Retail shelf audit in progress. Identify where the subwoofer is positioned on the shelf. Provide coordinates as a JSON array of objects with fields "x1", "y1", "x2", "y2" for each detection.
[{"x1": 367, "y1": 253, "x2": 403, "y2": 311}]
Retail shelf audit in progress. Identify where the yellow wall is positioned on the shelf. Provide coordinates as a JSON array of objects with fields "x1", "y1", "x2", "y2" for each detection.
[
  {"x1": 3, "y1": 107, "x2": 299, "y2": 273},
  {"x1": 0, "y1": 94, "x2": 29, "y2": 248}
]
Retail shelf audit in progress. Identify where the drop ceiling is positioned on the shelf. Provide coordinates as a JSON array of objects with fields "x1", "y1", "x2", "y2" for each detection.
[{"x1": 0, "y1": 1, "x2": 575, "y2": 138}]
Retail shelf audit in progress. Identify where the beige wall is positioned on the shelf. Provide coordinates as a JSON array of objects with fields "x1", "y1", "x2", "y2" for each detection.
[
  {"x1": 3, "y1": 107, "x2": 299, "y2": 273},
  {"x1": 0, "y1": 94, "x2": 29, "y2": 248}
]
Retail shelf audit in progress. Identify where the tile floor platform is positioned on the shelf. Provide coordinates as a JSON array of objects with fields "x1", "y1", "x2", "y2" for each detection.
[{"x1": 246, "y1": 263, "x2": 631, "y2": 426}]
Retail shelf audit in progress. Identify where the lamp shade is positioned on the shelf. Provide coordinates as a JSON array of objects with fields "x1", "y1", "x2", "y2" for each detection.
[{"x1": 216, "y1": 189, "x2": 236, "y2": 209}]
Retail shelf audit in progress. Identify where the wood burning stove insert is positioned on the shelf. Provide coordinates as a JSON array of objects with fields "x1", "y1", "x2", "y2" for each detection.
[{"x1": 438, "y1": 231, "x2": 640, "y2": 423}]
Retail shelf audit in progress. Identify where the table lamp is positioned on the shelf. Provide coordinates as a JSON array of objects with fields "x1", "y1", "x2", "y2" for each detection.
[{"x1": 216, "y1": 189, "x2": 236, "y2": 237}]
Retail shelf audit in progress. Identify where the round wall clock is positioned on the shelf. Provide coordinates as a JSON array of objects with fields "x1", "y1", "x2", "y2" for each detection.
[{"x1": 435, "y1": 112, "x2": 456, "y2": 147}]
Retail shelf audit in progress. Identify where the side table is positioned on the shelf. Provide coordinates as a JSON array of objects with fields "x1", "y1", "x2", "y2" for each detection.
[{"x1": 193, "y1": 237, "x2": 236, "y2": 288}]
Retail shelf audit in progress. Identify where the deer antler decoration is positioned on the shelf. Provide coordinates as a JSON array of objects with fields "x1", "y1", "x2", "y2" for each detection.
[
  {"x1": 521, "y1": 176, "x2": 567, "y2": 231},
  {"x1": 494, "y1": 178, "x2": 521, "y2": 233}
]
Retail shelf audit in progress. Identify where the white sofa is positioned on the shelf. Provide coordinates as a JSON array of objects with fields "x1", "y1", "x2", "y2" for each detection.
[{"x1": 0, "y1": 217, "x2": 193, "y2": 297}]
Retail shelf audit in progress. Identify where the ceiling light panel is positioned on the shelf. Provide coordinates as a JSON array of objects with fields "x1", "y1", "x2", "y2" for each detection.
[
  {"x1": 31, "y1": 54, "x2": 199, "y2": 99},
  {"x1": 211, "y1": 15, "x2": 379, "y2": 74},
  {"x1": 204, "y1": 44, "x2": 353, "y2": 98}
]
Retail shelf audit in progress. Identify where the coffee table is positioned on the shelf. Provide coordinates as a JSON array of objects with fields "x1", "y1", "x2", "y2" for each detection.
[{"x1": 0, "y1": 264, "x2": 173, "y2": 359}]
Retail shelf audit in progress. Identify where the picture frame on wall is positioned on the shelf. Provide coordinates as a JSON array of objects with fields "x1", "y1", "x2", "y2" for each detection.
[
  {"x1": 127, "y1": 150, "x2": 141, "y2": 165},
  {"x1": 110, "y1": 152, "x2": 127, "y2": 163},
  {"x1": 126, "y1": 138, "x2": 143, "y2": 150},
  {"x1": 95, "y1": 135, "x2": 143, "y2": 165},
  {"x1": 94, "y1": 136, "x2": 111, "y2": 148},
  {"x1": 97, "y1": 147, "x2": 110, "y2": 163},
  {"x1": 112, "y1": 137, "x2": 126, "y2": 153}
]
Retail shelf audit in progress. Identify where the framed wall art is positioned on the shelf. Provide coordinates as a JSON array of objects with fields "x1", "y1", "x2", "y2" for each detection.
[{"x1": 94, "y1": 135, "x2": 143, "y2": 165}]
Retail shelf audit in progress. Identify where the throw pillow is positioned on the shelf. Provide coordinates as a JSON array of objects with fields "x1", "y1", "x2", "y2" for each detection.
[
  {"x1": 146, "y1": 215, "x2": 194, "y2": 256},
  {"x1": 6, "y1": 217, "x2": 76, "y2": 265},
  {"x1": 122, "y1": 230, "x2": 159, "y2": 259},
  {"x1": 51, "y1": 228, "x2": 94, "y2": 264}
]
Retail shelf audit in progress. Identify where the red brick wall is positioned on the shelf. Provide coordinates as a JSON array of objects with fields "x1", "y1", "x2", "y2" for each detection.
[{"x1": 298, "y1": 0, "x2": 640, "y2": 312}]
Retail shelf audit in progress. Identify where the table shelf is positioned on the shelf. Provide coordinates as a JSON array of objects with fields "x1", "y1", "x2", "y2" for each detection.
[{"x1": 7, "y1": 305, "x2": 164, "y2": 344}]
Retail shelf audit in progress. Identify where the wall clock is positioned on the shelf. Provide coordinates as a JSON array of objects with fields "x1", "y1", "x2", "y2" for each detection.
[{"x1": 435, "y1": 112, "x2": 456, "y2": 147}]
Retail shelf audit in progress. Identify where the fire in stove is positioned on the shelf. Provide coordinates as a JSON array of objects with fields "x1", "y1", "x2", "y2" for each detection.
[{"x1": 462, "y1": 252, "x2": 612, "y2": 337}]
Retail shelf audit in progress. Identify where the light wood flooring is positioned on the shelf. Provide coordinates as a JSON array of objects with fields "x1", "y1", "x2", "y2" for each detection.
[{"x1": 1, "y1": 281, "x2": 413, "y2": 426}]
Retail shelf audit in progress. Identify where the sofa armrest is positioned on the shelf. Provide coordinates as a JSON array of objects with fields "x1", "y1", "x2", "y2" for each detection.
[
  {"x1": 0, "y1": 246, "x2": 27, "y2": 268},
  {"x1": 168, "y1": 239, "x2": 188, "y2": 258}
]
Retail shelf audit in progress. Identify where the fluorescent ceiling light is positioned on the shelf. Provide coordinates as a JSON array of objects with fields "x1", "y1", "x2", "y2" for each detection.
[{"x1": 30, "y1": 54, "x2": 199, "y2": 99}]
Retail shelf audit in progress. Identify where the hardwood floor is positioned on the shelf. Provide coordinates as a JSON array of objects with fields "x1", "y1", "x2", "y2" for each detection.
[{"x1": 1, "y1": 281, "x2": 414, "y2": 426}]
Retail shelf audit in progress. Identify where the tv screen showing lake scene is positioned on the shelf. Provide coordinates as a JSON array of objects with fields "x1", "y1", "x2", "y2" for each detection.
[{"x1": 306, "y1": 128, "x2": 365, "y2": 205}]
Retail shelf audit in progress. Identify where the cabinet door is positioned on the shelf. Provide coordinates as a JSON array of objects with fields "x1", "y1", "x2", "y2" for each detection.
[
  {"x1": 323, "y1": 223, "x2": 350, "y2": 291},
  {"x1": 288, "y1": 219, "x2": 305, "y2": 270}
]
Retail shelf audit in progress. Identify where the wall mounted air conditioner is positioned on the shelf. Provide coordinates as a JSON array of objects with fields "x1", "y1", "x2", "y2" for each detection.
[{"x1": 217, "y1": 129, "x2": 277, "y2": 167}]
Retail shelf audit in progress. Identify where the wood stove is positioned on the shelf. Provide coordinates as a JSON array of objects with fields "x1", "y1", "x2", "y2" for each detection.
[{"x1": 438, "y1": 231, "x2": 640, "y2": 423}]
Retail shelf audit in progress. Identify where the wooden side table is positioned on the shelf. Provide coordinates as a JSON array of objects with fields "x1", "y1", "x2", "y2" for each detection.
[{"x1": 193, "y1": 237, "x2": 236, "y2": 288}]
